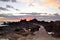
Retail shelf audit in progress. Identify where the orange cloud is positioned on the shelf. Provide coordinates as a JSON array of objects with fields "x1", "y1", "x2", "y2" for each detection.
[
  {"x1": 0, "y1": 17, "x2": 20, "y2": 22},
  {"x1": 40, "y1": 0, "x2": 60, "y2": 8},
  {"x1": 21, "y1": 17, "x2": 33, "y2": 21},
  {"x1": 0, "y1": 17, "x2": 6, "y2": 21},
  {"x1": 18, "y1": 0, "x2": 60, "y2": 8},
  {"x1": 0, "y1": 17, "x2": 33, "y2": 22},
  {"x1": 25, "y1": 17, "x2": 32, "y2": 21}
]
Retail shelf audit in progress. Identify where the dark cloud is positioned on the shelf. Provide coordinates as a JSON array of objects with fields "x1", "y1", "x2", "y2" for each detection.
[
  {"x1": 6, "y1": 5, "x2": 14, "y2": 8},
  {"x1": 0, "y1": 13, "x2": 28, "y2": 18},
  {"x1": 54, "y1": 13, "x2": 59, "y2": 16},
  {"x1": 0, "y1": 0, "x2": 16, "y2": 2},
  {"x1": 11, "y1": 0, "x2": 16, "y2": 2},
  {"x1": 6, "y1": 5, "x2": 20, "y2": 11},
  {"x1": 58, "y1": 7, "x2": 60, "y2": 9},
  {"x1": 15, "y1": 9, "x2": 20, "y2": 11},
  {"x1": 0, "y1": 14, "x2": 13, "y2": 17},
  {"x1": 0, "y1": 13, "x2": 60, "y2": 21},
  {"x1": 20, "y1": 13, "x2": 60, "y2": 21},
  {"x1": 0, "y1": 0, "x2": 10, "y2": 2},
  {"x1": 0, "y1": 7, "x2": 8, "y2": 11}
]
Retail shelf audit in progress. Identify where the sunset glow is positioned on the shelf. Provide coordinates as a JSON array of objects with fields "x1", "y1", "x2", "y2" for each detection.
[
  {"x1": 40, "y1": 0, "x2": 60, "y2": 8},
  {"x1": 0, "y1": 0, "x2": 60, "y2": 21}
]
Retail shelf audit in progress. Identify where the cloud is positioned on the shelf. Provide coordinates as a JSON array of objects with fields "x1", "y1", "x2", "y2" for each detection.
[
  {"x1": 29, "y1": 2, "x2": 45, "y2": 9},
  {"x1": 54, "y1": 13, "x2": 60, "y2": 16},
  {"x1": 0, "y1": 14, "x2": 13, "y2": 17},
  {"x1": 0, "y1": 0, "x2": 10, "y2": 2},
  {"x1": 6, "y1": 5, "x2": 20, "y2": 11},
  {"x1": 11, "y1": 0, "x2": 16, "y2": 2},
  {"x1": 17, "y1": 0, "x2": 60, "y2": 8},
  {"x1": 0, "y1": 17, "x2": 7, "y2": 21},
  {"x1": 40, "y1": 0, "x2": 60, "y2": 8},
  {"x1": 0, "y1": 0, "x2": 16, "y2": 2},
  {"x1": 17, "y1": 0, "x2": 31, "y2": 2},
  {"x1": 0, "y1": 13, "x2": 60, "y2": 21},
  {"x1": 58, "y1": 7, "x2": 60, "y2": 9},
  {"x1": 6, "y1": 5, "x2": 14, "y2": 8},
  {"x1": 0, "y1": 13, "x2": 29, "y2": 18},
  {"x1": 0, "y1": 7, "x2": 8, "y2": 11},
  {"x1": 15, "y1": 9, "x2": 20, "y2": 11}
]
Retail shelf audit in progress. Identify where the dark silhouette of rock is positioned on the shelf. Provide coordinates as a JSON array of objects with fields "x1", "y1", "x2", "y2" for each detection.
[{"x1": 0, "y1": 18, "x2": 60, "y2": 39}]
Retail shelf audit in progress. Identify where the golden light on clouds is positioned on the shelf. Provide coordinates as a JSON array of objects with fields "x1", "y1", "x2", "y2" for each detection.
[
  {"x1": 0, "y1": 17, "x2": 7, "y2": 21},
  {"x1": 17, "y1": 0, "x2": 60, "y2": 8},
  {"x1": 40, "y1": 0, "x2": 60, "y2": 8},
  {"x1": 0, "y1": 17, "x2": 32, "y2": 22},
  {"x1": 0, "y1": 17, "x2": 19, "y2": 22},
  {"x1": 20, "y1": 17, "x2": 32, "y2": 21}
]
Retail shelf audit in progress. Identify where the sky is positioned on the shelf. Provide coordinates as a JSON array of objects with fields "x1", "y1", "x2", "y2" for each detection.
[{"x1": 0, "y1": 0, "x2": 60, "y2": 21}]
